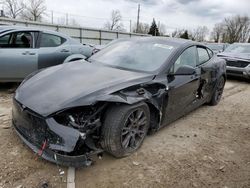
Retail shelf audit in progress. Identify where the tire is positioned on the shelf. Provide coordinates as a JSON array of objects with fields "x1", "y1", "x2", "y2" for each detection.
[
  {"x1": 209, "y1": 76, "x2": 225, "y2": 106},
  {"x1": 102, "y1": 102, "x2": 150, "y2": 158}
]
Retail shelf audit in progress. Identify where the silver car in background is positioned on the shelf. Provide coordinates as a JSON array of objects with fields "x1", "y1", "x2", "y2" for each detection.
[
  {"x1": 217, "y1": 43, "x2": 250, "y2": 79},
  {"x1": 205, "y1": 43, "x2": 228, "y2": 54},
  {"x1": 0, "y1": 26, "x2": 93, "y2": 82}
]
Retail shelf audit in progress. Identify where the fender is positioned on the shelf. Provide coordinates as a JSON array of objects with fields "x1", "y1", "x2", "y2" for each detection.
[{"x1": 63, "y1": 54, "x2": 87, "y2": 63}]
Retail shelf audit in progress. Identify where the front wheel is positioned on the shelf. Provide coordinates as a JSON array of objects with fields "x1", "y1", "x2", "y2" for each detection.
[
  {"x1": 209, "y1": 76, "x2": 225, "y2": 106},
  {"x1": 102, "y1": 102, "x2": 150, "y2": 158}
]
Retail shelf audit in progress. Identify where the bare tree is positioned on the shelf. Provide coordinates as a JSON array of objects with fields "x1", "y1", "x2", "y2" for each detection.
[
  {"x1": 104, "y1": 10, "x2": 125, "y2": 31},
  {"x1": 211, "y1": 23, "x2": 223, "y2": 42},
  {"x1": 191, "y1": 26, "x2": 209, "y2": 42},
  {"x1": 221, "y1": 15, "x2": 250, "y2": 43},
  {"x1": 171, "y1": 29, "x2": 185, "y2": 38},
  {"x1": 0, "y1": 0, "x2": 24, "y2": 18},
  {"x1": 21, "y1": 0, "x2": 46, "y2": 21},
  {"x1": 132, "y1": 22, "x2": 149, "y2": 34}
]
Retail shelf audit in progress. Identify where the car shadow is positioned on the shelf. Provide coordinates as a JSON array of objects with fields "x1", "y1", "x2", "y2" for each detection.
[{"x1": 0, "y1": 83, "x2": 20, "y2": 93}]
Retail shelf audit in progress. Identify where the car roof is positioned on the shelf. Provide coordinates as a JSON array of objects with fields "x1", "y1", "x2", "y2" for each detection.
[
  {"x1": 113, "y1": 36, "x2": 200, "y2": 48},
  {"x1": 0, "y1": 25, "x2": 71, "y2": 39}
]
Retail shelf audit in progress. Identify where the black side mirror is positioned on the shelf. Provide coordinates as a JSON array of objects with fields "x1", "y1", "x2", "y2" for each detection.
[{"x1": 174, "y1": 65, "x2": 196, "y2": 75}]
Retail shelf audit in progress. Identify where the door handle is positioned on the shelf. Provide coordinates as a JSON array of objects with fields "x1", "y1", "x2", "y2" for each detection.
[
  {"x1": 61, "y1": 49, "x2": 70, "y2": 53},
  {"x1": 22, "y1": 51, "x2": 36, "y2": 55},
  {"x1": 22, "y1": 51, "x2": 28, "y2": 55}
]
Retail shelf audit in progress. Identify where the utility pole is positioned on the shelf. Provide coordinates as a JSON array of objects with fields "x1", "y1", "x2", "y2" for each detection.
[
  {"x1": 136, "y1": 4, "x2": 140, "y2": 33},
  {"x1": 51, "y1": 11, "x2": 54, "y2": 24},
  {"x1": 130, "y1": 20, "x2": 132, "y2": 33}
]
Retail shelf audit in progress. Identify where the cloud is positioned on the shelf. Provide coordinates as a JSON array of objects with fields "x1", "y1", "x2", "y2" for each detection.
[
  {"x1": 124, "y1": 0, "x2": 162, "y2": 5},
  {"x1": 176, "y1": 0, "x2": 199, "y2": 5},
  {"x1": 44, "y1": 0, "x2": 250, "y2": 34}
]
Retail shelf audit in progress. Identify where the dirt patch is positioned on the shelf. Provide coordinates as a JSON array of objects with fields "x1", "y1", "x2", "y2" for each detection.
[
  {"x1": 0, "y1": 79, "x2": 250, "y2": 188},
  {"x1": 0, "y1": 84, "x2": 67, "y2": 188}
]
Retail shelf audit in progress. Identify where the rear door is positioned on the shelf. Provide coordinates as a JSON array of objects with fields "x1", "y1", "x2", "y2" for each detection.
[
  {"x1": 0, "y1": 31, "x2": 38, "y2": 81},
  {"x1": 163, "y1": 46, "x2": 201, "y2": 124},
  {"x1": 37, "y1": 32, "x2": 71, "y2": 69}
]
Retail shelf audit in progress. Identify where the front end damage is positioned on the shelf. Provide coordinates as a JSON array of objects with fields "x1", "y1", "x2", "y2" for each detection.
[
  {"x1": 12, "y1": 99, "x2": 106, "y2": 167},
  {"x1": 12, "y1": 82, "x2": 166, "y2": 167}
]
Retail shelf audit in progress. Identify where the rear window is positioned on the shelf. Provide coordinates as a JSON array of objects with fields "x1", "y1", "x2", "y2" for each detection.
[{"x1": 40, "y1": 33, "x2": 66, "y2": 47}]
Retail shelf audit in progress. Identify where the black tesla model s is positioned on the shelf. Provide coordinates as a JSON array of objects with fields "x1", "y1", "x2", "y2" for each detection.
[{"x1": 12, "y1": 37, "x2": 226, "y2": 167}]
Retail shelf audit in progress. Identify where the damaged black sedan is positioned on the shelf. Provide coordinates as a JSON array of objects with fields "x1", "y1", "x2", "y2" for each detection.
[{"x1": 12, "y1": 37, "x2": 226, "y2": 167}]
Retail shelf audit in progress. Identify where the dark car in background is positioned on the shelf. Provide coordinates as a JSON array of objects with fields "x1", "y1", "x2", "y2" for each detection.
[
  {"x1": 0, "y1": 26, "x2": 93, "y2": 82},
  {"x1": 12, "y1": 37, "x2": 226, "y2": 167},
  {"x1": 217, "y1": 43, "x2": 250, "y2": 79},
  {"x1": 205, "y1": 43, "x2": 228, "y2": 54}
]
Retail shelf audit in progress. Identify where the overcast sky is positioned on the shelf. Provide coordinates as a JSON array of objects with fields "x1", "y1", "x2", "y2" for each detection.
[{"x1": 44, "y1": 0, "x2": 250, "y2": 34}]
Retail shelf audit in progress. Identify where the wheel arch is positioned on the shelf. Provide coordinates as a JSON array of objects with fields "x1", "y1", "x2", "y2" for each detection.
[
  {"x1": 63, "y1": 54, "x2": 87, "y2": 63},
  {"x1": 99, "y1": 100, "x2": 162, "y2": 134}
]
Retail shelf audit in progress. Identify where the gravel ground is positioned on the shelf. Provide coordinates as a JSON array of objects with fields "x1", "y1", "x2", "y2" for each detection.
[{"x1": 0, "y1": 79, "x2": 249, "y2": 188}]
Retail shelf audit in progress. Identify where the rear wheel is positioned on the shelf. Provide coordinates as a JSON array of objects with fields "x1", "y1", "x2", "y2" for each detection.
[
  {"x1": 102, "y1": 102, "x2": 150, "y2": 158},
  {"x1": 209, "y1": 76, "x2": 225, "y2": 106}
]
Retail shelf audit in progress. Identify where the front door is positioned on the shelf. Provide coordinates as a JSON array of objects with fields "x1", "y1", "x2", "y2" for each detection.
[
  {"x1": 0, "y1": 31, "x2": 38, "y2": 81},
  {"x1": 163, "y1": 46, "x2": 200, "y2": 125}
]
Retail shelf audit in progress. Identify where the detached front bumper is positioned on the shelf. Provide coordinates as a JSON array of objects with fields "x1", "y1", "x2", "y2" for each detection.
[
  {"x1": 13, "y1": 124, "x2": 91, "y2": 167},
  {"x1": 226, "y1": 66, "x2": 250, "y2": 79},
  {"x1": 12, "y1": 99, "x2": 96, "y2": 167}
]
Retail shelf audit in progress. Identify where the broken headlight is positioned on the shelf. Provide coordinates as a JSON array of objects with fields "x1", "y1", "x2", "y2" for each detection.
[{"x1": 53, "y1": 104, "x2": 106, "y2": 133}]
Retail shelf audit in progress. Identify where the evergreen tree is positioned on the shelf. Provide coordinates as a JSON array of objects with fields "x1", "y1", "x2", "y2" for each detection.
[
  {"x1": 180, "y1": 30, "x2": 189, "y2": 39},
  {"x1": 148, "y1": 18, "x2": 160, "y2": 36}
]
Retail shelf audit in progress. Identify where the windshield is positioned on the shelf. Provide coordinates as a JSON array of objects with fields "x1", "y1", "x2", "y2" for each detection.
[
  {"x1": 224, "y1": 44, "x2": 250, "y2": 53},
  {"x1": 89, "y1": 40, "x2": 176, "y2": 72},
  {"x1": 206, "y1": 44, "x2": 223, "y2": 50}
]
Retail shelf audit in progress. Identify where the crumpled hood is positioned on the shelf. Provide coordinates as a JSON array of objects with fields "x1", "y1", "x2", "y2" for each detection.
[
  {"x1": 15, "y1": 61, "x2": 154, "y2": 117},
  {"x1": 218, "y1": 52, "x2": 250, "y2": 61}
]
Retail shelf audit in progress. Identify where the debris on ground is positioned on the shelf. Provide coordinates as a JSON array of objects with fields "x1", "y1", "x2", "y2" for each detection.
[
  {"x1": 219, "y1": 166, "x2": 225, "y2": 172},
  {"x1": 132, "y1": 161, "x2": 140, "y2": 166}
]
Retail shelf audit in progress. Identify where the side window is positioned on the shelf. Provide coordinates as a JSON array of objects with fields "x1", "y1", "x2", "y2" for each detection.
[
  {"x1": 0, "y1": 34, "x2": 11, "y2": 47},
  {"x1": 173, "y1": 46, "x2": 197, "y2": 73},
  {"x1": 0, "y1": 32, "x2": 33, "y2": 48},
  {"x1": 197, "y1": 47, "x2": 210, "y2": 65},
  {"x1": 14, "y1": 32, "x2": 33, "y2": 48},
  {"x1": 40, "y1": 33, "x2": 66, "y2": 47}
]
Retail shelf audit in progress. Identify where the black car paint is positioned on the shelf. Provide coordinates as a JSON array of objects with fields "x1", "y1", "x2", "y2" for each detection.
[{"x1": 13, "y1": 38, "x2": 226, "y2": 167}]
